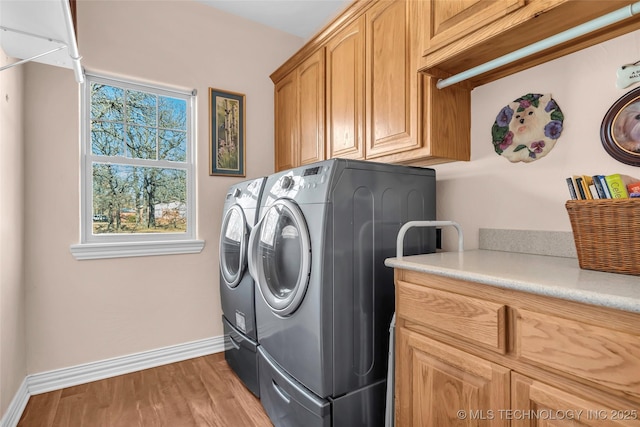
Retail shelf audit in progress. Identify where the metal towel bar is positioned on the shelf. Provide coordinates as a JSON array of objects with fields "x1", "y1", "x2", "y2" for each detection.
[{"x1": 396, "y1": 221, "x2": 464, "y2": 258}]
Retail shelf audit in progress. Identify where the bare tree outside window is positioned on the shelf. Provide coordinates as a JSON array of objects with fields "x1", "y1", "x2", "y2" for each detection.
[{"x1": 88, "y1": 78, "x2": 191, "y2": 236}]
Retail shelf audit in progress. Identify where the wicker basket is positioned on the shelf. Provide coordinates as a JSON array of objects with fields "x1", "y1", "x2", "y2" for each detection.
[{"x1": 565, "y1": 199, "x2": 640, "y2": 276}]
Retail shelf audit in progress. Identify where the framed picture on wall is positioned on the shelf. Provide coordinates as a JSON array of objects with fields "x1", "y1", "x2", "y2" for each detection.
[
  {"x1": 601, "y1": 86, "x2": 640, "y2": 166},
  {"x1": 209, "y1": 88, "x2": 246, "y2": 176}
]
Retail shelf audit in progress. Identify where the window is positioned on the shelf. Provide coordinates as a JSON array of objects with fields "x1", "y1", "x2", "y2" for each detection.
[{"x1": 71, "y1": 74, "x2": 203, "y2": 260}]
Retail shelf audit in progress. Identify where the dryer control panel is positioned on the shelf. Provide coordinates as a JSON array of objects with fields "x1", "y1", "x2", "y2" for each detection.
[
  {"x1": 297, "y1": 165, "x2": 329, "y2": 189},
  {"x1": 263, "y1": 161, "x2": 335, "y2": 206}
]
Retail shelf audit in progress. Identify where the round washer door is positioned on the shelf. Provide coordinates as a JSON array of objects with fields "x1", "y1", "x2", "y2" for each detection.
[
  {"x1": 219, "y1": 204, "x2": 248, "y2": 288},
  {"x1": 249, "y1": 199, "x2": 311, "y2": 316}
]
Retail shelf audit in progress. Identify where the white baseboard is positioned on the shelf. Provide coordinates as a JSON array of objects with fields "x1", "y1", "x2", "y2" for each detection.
[
  {"x1": 28, "y1": 335, "x2": 225, "y2": 395},
  {"x1": 1, "y1": 335, "x2": 225, "y2": 427},
  {"x1": 0, "y1": 379, "x2": 29, "y2": 427}
]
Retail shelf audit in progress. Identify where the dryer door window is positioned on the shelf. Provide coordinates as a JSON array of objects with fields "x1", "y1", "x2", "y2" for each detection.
[
  {"x1": 250, "y1": 199, "x2": 311, "y2": 316},
  {"x1": 220, "y1": 204, "x2": 248, "y2": 288}
]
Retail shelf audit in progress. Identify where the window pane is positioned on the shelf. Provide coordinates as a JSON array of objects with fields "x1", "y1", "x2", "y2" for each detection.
[
  {"x1": 92, "y1": 163, "x2": 187, "y2": 234},
  {"x1": 85, "y1": 75, "x2": 194, "y2": 245},
  {"x1": 91, "y1": 121, "x2": 125, "y2": 156},
  {"x1": 159, "y1": 129, "x2": 186, "y2": 162},
  {"x1": 126, "y1": 90, "x2": 157, "y2": 126},
  {"x1": 126, "y1": 125, "x2": 157, "y2": 159},
  {"x1": 91, "y1": 83, "x2": 124, "y2": 121},
  {"x1": 159, "y1": 96, "x2": 187, "y2": 131}
]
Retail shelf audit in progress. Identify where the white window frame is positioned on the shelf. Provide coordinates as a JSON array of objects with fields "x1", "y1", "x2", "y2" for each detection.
[{"x1": 70, "y1": 73, "x2": 204, "y2": 260}]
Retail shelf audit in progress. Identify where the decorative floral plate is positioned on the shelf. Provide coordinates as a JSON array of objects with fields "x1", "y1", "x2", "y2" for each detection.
[{"x1": 491, "y1": 93, "x2": 564, "y2": 163}]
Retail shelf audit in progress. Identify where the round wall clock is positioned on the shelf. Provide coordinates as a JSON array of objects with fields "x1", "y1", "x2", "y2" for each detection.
[{"x1": 491, "y1": 93, "x2": 564, "y2": 163}]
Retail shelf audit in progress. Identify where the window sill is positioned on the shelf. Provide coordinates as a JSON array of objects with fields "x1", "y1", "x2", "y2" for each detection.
[{"x1": 70, "y1": 240, "x2": 205, "y2": 260}]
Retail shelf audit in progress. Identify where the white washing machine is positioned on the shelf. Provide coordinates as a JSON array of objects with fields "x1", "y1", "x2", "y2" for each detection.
[
  {"x1": 219, "y1": 177, "x2": 266, "y2": 397},
  {"x1": 248, "y1": 159, "x2": 436, "y2": 426}
]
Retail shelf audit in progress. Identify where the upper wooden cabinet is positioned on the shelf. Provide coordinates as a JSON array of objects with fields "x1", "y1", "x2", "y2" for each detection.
[
  {"x1": 421, "y1": 0, "x2": 640, "y2": 87},
  {"x1": 274, "y1": 48, "x2": 325, "y2": 171},
  {"x1": 326, "y1": 1, "x2": 425, "y2": 161},
  {"x1": 274, "y1": 71, "x2": 298, "y2": 172},
  {"x1": 424, "y1": 0, "x2": 525, "y2": 54},
  {"x1": 298, "y1": 49, "x2": 326, "y2": 166},
  {"x1": 326, "y1": 16, "x2": 365, "y2": 160},
  {"x1": 272, "y1": 0, "x2": 470, "y2": 171},
  {"x1": 365, "y1": 0, "x2": 421, "y2": 159},
  {"x1": 271, "y1": 0, "x2": 640, "y2": 171}
]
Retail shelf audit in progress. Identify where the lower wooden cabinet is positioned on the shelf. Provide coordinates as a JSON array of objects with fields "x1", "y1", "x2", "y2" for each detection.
[
  {"x1": 397, "y1": 327, "x2": 509, "y2": 427},
  {"x1": 512, "y1": 373, "x2": 640, "y2": 427},
  {"x1": 394, "y1": 270, "x2": 640, "y2": 427}
]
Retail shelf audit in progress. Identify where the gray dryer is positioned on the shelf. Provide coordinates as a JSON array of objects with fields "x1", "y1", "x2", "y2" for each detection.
[{"x1": 248, "y1": 159, "x2": 436, "y2": 426}]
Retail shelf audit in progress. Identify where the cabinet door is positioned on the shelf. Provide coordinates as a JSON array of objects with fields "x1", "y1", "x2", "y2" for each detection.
[
  {"x1": 365, "y1": 0, "x2": 421, "y2": 159},
  {"x1": 512, "y1": 373, "x2": 640, "y2": 427},
  {"x1": 425, "y1": 0, "x2": 525, "y2": 53},
  {"x1": 298, "y1": 48, "x2": 325, "y2": 166},
  {"x1": 274, "y1": 71, "x2": 298, "y2": 171},
  {"x1": 396, "y1": 326, "x2": 510, "y2": 427},
  {"x1": 326, "y1": 16, "x2": 365, "y2": 160}
]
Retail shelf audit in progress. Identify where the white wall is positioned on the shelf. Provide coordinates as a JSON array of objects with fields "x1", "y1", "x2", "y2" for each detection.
[
  {"x1": 434, "y1": 30, "x2": 640, "y2": 251},
  {"x1": 0, "y1": 49, "x2": 27, "y2": 416},
  {"x1": 23, "y1": 0, "x2": 303, "y2": 374}
]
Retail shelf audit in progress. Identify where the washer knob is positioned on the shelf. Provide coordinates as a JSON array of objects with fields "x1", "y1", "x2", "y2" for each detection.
[{"x1": 281, "y1": 175, "x2": 294, "y2": 190}]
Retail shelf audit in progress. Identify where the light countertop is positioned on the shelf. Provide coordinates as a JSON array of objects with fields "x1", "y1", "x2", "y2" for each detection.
[{"x1": 385, "y1": 250, "x2": 640, "y2": 314}]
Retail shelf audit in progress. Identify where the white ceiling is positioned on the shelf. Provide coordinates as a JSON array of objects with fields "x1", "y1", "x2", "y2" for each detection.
[{"x1": 196, "y1": 0, "x2": 352, "y2": 39}]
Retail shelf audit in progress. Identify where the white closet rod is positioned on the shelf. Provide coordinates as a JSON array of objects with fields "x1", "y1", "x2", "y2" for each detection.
[{"x1": 436, "y1": 1, "x2": 640, "y2": 89}]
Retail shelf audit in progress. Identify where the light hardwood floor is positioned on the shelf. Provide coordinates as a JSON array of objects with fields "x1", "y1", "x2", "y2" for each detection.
[{"x1": 18, "y1": 353, "x2": 274, "y2": 427}]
